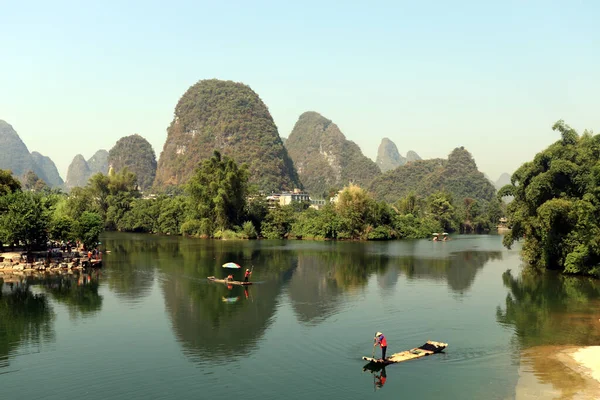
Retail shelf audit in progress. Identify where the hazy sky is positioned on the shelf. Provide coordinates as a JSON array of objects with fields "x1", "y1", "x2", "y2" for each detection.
[{"x1": 2, "y1": 0, "x2": 599, "y2": 182}]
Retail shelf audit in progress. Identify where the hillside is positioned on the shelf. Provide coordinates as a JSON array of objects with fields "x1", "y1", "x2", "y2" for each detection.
[
  {"x1": 369, "y1": 147, "x2": 496, "y2": 203},
  {"x1": 154, "y1": 79, "x2": 300, "y2": 192},
  {"x1": 87, "y1": 150, "x2": 109, "y2": 175},
  {"x1": 65, "y1": 150, "x2": 109, "y2": 190},
  {"x1": 0, "y1": 120, "x2": 64, "y2": 187},
  {"x1": 0, "y1": 120, "x2": 36, "y2": 179},
  {"x1": 108, "y1": 134, "x2": 157, "y2": 190},
  {"x1": 284, "y1": 111, "x2": 381, "y2": 196},
  {"x1": 31, "y1": 151, "x2": 64, "y2": 187}
]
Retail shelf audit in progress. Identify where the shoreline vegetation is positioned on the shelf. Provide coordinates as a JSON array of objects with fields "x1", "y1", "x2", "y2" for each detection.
[{"x1": 0, "y1": 150, "x2": 506, "y2": 250}]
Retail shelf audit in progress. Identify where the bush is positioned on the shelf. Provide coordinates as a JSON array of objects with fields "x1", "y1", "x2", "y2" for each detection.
[
  {"x1": 181, "y1": 219, "x2": 203, "y2": 236},
  {"x1": 241, "y1": 221, "x2": 258, "y2": 239},
  {"x1": 367, "y1": 225, "x2": 395, "y2": 240}
]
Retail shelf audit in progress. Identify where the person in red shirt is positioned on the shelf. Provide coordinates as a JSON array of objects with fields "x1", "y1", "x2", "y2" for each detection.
[
  {"x1": 374, "y1": 332, "x2": 387, "y2": 361},
  {"x1": 244, "y1": 269, "x2": 252, "y2": 283}
]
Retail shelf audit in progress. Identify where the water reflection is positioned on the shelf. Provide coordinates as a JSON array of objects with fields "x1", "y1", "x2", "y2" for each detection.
[
  {"x1": 399, "y1": 250, "x2": 503, "y2": 293},
  {"x1": 100, "y1": 234, "x2": 508, "y2": 366},
  {"x1": 155, "y1": 238, "x2": 297, "y2": 364},
  {"x1": 496, "y1": 269, "x2": 600, "y2": 346},
  {"x1": 498, "y1": 269, "x2": 600, "y2": 398},
  {"x1": 362, "y1": 363, "x2": 388, "y2": 391},
  {"x1": 39, "y1": 271, "x2": 103, "y2": 319},
  {"x1": 101, "y1": 236, "x2": 157, "y2": 302},
  {"x1": 0, "y1": 279, "x2": 55, "y2": 370}
]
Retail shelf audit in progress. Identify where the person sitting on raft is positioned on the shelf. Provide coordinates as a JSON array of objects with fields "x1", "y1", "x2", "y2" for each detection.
[
  {"x1": 374, "y1": 332, "x2": 387, "y2": 361},
  {"x1": 244, "y1": 268, "x2": 252, "y2": 283},
  {"x1": 226, "y1": 274, "x2": 234, "y2": 281}
]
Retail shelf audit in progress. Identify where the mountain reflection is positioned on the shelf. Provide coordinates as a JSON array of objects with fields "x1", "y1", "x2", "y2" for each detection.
[
  {"x1": 0, "y1": 279, "x2": 55, "y2": 370},
  {"x1": 496, "y1": 269, "x2": 600, "y2": 347},
  {"x1": 101, "y1": 234, "x2": 506, "y2": 364},
  {"x1": 399, "y1": 250, "x2": 503, "y2": 293},
  {"x1": 157, "y1": 238, "x2": 297, "y2": 363}
]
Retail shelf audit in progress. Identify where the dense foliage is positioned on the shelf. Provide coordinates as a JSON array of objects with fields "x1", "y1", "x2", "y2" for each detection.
[
  {"x1": 154, "y1": 79, "x2": 300, "y2": 192},
  {"x1": 502, "y1": 121, "x2": 600, "y2": 277},
  {"x1": 0, "y1": 169, "x2": 103, "y2": 251},
  {"x1": 184, "y1": 151, "x2": 250, "y2": 236},
  {"x1": 284, "y1": 111, "x2": 381, "y2": 197},
  {"x1": 108, "y1": 134, "x2": 157, "y2": 191}
]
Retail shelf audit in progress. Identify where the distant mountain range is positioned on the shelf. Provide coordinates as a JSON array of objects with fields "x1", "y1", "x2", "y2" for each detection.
[{"x1": 1, "y1": 79, "x2": 514, "y2": 198}]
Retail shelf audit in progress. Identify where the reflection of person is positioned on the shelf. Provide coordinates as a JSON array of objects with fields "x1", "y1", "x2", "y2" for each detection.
[
  {"x1": 244, "y1": 269, "x2": 252, "y2": 283},
  {"x1": 374, "y1": 332, "x2": 387, "y2": 361},
  {"x1": 375, "y1": 367, "x2": 387, "y2": 389},
  {"x1": 244, "y1": 288, "x2": 249, "y2": 299}
]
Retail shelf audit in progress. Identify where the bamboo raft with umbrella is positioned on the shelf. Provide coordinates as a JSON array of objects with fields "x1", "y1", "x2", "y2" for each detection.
[
  {"x1": 207, "y1": 262, "x2": 253, "y2": 286},
  {"x1": 362, "y1": 340, "x2": 448, "y2": 365}
]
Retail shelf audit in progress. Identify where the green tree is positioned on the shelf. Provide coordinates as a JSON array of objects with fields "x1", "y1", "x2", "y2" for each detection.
[
  {"x1": 503, "y1": 120, "x2": 600, "y2": 276},
  {"x1": 427, "y1": 191, "x2": 457, "y2": 232},
  {"x1": 186, "y1": 151, "x2": 249, "y2": 235},
  {"x1": 74, "y1": 212, "x2": 103, "y2": 249},
  {"x1": 0, "y1": 191, "x2": 50, "y2": 251},
  {"x1": 0, "y1": 169, "x2": 21, "y2": 195},
  {"x1": 261, "y1": 205, "x2": 296, "y2": 239},
  {"x1": 23, "y1": 170, "x2": 49, "y2": 192}
]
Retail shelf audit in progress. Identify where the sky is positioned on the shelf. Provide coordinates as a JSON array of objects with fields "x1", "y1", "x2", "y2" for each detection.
[{"x1": 2, "y1": 0, "x2": 600, "y2": 182}]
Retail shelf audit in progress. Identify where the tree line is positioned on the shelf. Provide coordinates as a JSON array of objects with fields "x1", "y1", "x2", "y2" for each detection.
[{"x1": 0, "y1": 151, "x2": 505, "y2": 253}]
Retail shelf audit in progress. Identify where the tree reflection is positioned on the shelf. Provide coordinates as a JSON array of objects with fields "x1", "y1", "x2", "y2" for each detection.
[
  {"x1": 39, "y1": 272, "x2": 103, "y2": 319},
  {"x1": 101, "y1": 233, "x2": 157, "y2": 301},
  {"x1": 0, "y1": 279, "x2": 55, "y2": 370},
  {"x1": 158, "y1": 239, "x2": 297, "y2": 363},
  {"x1": 496, "y1": 269, "x2": 600, "y2": 347}
]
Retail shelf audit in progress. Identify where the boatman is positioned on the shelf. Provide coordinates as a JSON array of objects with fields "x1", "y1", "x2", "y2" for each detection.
[
  {"x1": 244, "y1": 268, "x2": 252, "y2": 283},
  {"x1": 374, "y1": 332, "x2": 387, "y2": 361}
]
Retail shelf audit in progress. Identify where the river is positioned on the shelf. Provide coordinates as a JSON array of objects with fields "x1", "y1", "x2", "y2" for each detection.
[{"x1": 1, "y1": 233, "x2": 599, "y2": 399}]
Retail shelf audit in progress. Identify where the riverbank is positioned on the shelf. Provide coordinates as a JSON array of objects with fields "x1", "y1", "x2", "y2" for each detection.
[{"x1": 516, "y1": 345, "x2": 600, "y2": 399}]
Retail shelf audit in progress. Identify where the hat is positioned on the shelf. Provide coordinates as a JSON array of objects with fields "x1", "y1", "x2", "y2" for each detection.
[
  {"x1": 376, "y1": 332, "x2": 382, "y2": 337},
  {"x1": 246, "y1": 269, "x2": 250, "y2": 271}
]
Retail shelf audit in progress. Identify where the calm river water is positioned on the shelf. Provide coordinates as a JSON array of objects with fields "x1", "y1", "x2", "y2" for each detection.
[{"x1": 1, "y1": 233, "x2": 599, "y2": 399}]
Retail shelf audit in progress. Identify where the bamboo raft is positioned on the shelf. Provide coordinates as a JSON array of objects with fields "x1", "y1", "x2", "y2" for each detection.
[
  {"x1": 362, "y1": 340, "x2": 448, "y2": 365},
  {"x1": 207, "y1": 276, "x2": 253, "y2": 286}
]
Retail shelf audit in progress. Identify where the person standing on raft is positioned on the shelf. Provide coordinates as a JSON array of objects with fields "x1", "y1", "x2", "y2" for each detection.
[
  {"x1": 244, "y1": 268, "x2": 252, "y2": 283},
  {"x1": 374, "y1": 332, "x2": 387, "y2": 361}
]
